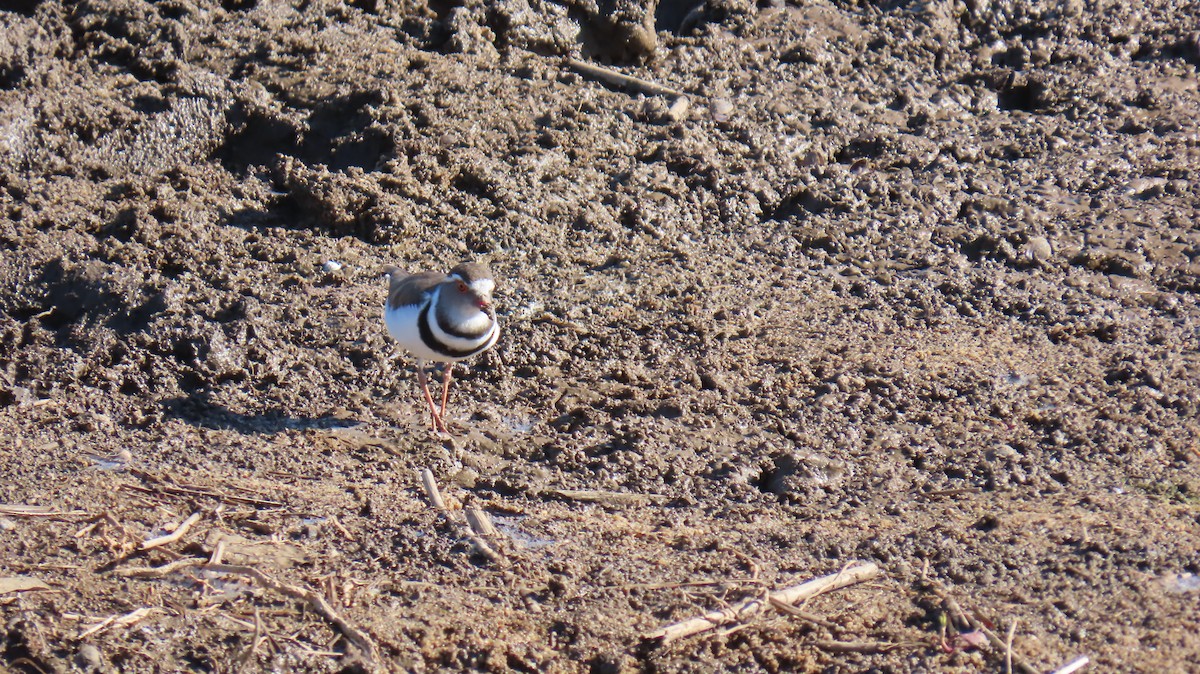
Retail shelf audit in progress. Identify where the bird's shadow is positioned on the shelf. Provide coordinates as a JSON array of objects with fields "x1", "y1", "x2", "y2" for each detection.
[{"x1": 161, "y1": 394, "x2": 361, "y2": 435}]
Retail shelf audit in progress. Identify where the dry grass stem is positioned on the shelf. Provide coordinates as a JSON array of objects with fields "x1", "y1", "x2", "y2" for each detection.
[
  {"x1": 1006, "y1": 619, "x2": 1018, "y2": 674},
  {"x1": 768, "y1": 596, "x2": 838, "y2": 629},
  {"x1": 419, "y1": 468, "x2": 447, "y2": 510},
  {"x1": 1050, "y1": 656, "x2": 1090, "y2": 674},
  {"x1": 237, "y1": 607, "x2": 271, "y2": 665},
  {"x1": 0, "y1": 504, "x2": 89, "y2": 518},
  {"x1": 420, "y1": 468, "x2": 505, "y2": 566},
  {"x1": 126, "y1": 470, "x2": 285, "y2": 508},
  {"x1": 809, "y1": 639, "x2": 903, "y2": 654},
  {"x1": 328, "y1": 516, "x2": 355, "y2": 540},
  {"x1": 115, "y1": 557, "x2": 209, "y2": 578},
  {"x1": 116, "y1": 559, "x2": 380, "y2": 667},
  {"x1": 78, "y1": 607, "x2": 157, "y2": 639},
  {"x1": 933, "y1": 586, "x2": 1037, "y2": 674},
  {"x1": 612, "y1": 577, "x2": 766, "y2": 592},
  {"x1": 141, "y1": 512, "x2": 202, "y2": 551},
  {"x1": 542, "y1": 488, "x2": 666, "y2": 506},
  {"x1": 465, "y1": 508, "x2": 498, "y2": 538},
  {"x1": 644, "y1": 561, "x2": 880, "y2": 643},
  {"x1": 564, "y1": 58, "x2": 687, "y2": 98},
  {"x1": 209, "y1": 540, "x2": 226, "y2": 565}
]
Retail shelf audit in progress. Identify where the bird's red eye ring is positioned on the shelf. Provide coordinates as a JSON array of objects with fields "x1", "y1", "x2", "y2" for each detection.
[{"x1": 457, "y1": 281, "x2": 468, "y2": 293}]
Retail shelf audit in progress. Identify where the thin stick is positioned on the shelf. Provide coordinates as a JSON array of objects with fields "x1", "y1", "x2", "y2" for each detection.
[
  {"x1": 1050, "y1": 656, "x2": 1090, "y2": 674},
  {"x1": 767, "y1": 596, "x2": 838, "y2": 629},
  {"x1": 419, "y1": 469, "x2": 446, "y2": 510},
  {"x1": 1005, "y1": 619, "x2": 1018, "y2": 674},
  {"x1": 609, "y1": 577, "x2": 766, "y2": 591},
  {"x1": 79, "y1": 607, "x2": 156, "y2": 639},
  {"x1": 542, "y1": 488, "x2": 666, "y2": 506},
  {"x1": 643, "y1": 561, "x2": 880, "y2": 643},
  {"x1": 328, "y1": 516, "x2": 354, "y2": 541},
  {"x1": 209, "y1": 540, "x2": 226, "y2": 565},
  {"x1": 419, "y1": 469, "x2": 504, "y2": 565},
  {"x1": 140, "y1": 512, "x2": 202, "y2": 551},
  {"x1": 121, "y1": 481, "x2": 283, "y2": 508},
  {"x1": 564, "y1": 58, "x2": 687, "y2": 98},
  {"x1": 8, "y1": 659, "x2": 48, "y2": 674},
  {"x1": 936, "y1": 589, "x2": 1038, "y2": 674},
  {"x1": 809, "y1": 639, "x2": 903, "y2": 654},
  {"x1": 465, "y1": 508, "x2": 498, "y2": 538},
  {"x1": 0, "y1": 504, "x2": 90, "y2": 518},
  {"x1": 115, "y1": 557, "x2": 209, "y2": 578},
  {"x1": 204, "y1": 564, "x2": 378, "y2": 664},
  {"x1": 119, "y1": 559, "x2": 379, "y2": 665}
]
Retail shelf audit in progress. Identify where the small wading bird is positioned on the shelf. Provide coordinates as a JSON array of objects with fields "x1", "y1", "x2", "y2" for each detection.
[{"x1": 382, "y1": 262, "x2": 500, "y2": 433}]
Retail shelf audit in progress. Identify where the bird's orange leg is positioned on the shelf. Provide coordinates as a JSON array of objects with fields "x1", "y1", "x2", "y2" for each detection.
[
  {"x1": 439, "y1": 363, "x2": 454, "y2": 420},
  {"x1": 416, "y1": 362, "x2": 447, "y2": 433}
]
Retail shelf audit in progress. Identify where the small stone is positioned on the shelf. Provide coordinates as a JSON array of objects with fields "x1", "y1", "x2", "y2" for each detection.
[
  {"x1": 0, "y1": 518, "x2": 16, "y2": 531},
  {"x1": 451, "y1": 467, "x2": 479, "y2": 489},
  {"x1": 711, "y1": 99, "x2": 734, "y2": 122},
  {"x1": 77, "y1": 643, "x2": 104, "y2": 672},
  {"x1": 1125, "y1": 177, "x2": 1166, "y2": 198},
  {"x1": 322, "y1": 260, "x2": 342, "y2": 272},
  {"x1": 699, "y1": 372, "x2": 725, "y2": 391},
  {"x1": 1025, "y1": 236, "x2": 1053, "y2": 263},
  {"x1": 667, "y1": 95, "x2": 690, "y2": 122}
]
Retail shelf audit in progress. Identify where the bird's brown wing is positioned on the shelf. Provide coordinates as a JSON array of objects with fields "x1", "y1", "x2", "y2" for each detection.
[{"x1": 386, "y1": 268, "x2": 445, "y2": 310}]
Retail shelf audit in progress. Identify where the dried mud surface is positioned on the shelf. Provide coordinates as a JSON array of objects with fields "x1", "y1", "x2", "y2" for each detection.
[{"x1": 2, "y1": 0, "x2": 1200, "y2": 671}]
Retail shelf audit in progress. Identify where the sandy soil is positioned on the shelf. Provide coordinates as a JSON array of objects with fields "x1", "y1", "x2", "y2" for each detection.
[{"x1": 2, "y1": 0, "x2": 1200, "y2": 671}]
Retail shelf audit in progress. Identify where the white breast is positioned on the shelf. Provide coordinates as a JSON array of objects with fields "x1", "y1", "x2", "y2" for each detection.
[
  {"x1": 384, "y1": 302, "x2": 444, "y2": 362},
  {"x1": 384, "y1": 296, "x2": 500, "y2": 363},
  {"x1": 427, "y1": 296, "x2": 499, "y2": 361}
]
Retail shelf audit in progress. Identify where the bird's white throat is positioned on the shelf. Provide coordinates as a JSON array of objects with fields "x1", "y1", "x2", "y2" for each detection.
[{"x1": 454, "y1": 309, "x2": 493, "y2": 334}]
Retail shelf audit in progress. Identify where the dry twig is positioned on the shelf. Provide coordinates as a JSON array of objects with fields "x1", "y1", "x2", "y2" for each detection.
[
  {"x1": 465, "y1": 508, "x2": 498, "y2": 538},
  {"x1": 0, "y1": 504, "x2": 89, "y2": 518},
  {"x1": 767, "y1": 596, "x2": 838, "y2": 629},
  {"x1": 1050, "y1": 656, "x2": 1090, "y2": 674},
  {"x1": 933, "y1": 585, "x2": 1037, "y2": 674},
  {"x1": 79, "y1": 607, "x2": 157, "y2": 639},
  {"x1": 205, "y1": 563, "x2": 378, "y2": 665},
  {"x1": 237, "y1": 607, "x2": 272, "y2": 665},
  {"x1": 564, "y1": 58, "x2": 687, "y2": 98},
  {"x1": 643, "y1": 561, "x2": 880, "y2": 643},
  {"x1": 141, "y1": 512, "x2": 203, "y2": 551},
  {"x1": 809, "y1": 639, "x2": 904, "y2": 654},
  {"x1": 125, "y1": 470, "x2": 285, "y2": 507},
  {"x1": 420, "y1": 469, "x2": 505, "y2": 566},
  {"x1": 115, "y1": 559, "x2": 379, "y2": 667},
  {"x1": 1005, "y1": 619, "x2": 1018, "y2": 674},
  {"x1": 114, "y1": 557, "x2": 209, "y2": 578},
  {"x1": 541, "y1": 488, "x2": 665, "y2": 506}
]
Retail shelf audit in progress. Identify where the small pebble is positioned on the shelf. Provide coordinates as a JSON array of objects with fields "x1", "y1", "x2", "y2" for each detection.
[
  {"x1": 711, "y1": 99, "x2": 734, "y2": 122},
  {"x1": 1162, "y1": 572, "x2": 1200, "y2": 594},
  {"x1": 1025, "y1": 236, "x2": 1053, "y2": 263},
  {"x1": 667, "y1": 95, "x2": 690, "y2": 121},
  {"x1": 0, "y1": 517, "x2": 16, "y2": 531},
  {"x1": 322, "y1": 260, "x2": 342, "y2": 272},
  {"x1": 77, "y1": 643, "x2": 104, "y2": 671}
]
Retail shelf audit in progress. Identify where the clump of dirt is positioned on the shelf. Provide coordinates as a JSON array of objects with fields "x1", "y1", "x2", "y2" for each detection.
[{"x1": 2, "y1": 0, "x2": 1200, "y2": 671}]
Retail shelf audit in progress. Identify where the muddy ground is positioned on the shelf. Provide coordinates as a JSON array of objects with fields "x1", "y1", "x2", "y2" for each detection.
[{"x1": 1, "y1": 0, "x2": 1199, "y2": 671}]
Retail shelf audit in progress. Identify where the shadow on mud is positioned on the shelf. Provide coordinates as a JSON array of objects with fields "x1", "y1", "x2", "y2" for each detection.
[{"x1": 162, "y1": 394, "x2": 360, "y2": 434}]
